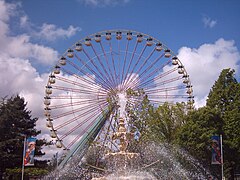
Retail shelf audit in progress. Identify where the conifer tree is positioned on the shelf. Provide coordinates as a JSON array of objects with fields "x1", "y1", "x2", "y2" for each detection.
[
  {"x1": 207, "y1": 69, "x2": 240, "y2": 178},
  {"x1": 0, "y1": 95, "x2": 47, "y2": 178}
]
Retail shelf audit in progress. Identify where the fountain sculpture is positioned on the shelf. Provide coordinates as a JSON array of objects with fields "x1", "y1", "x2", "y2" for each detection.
[
  {"x1": 92, "y1": 117, "x2": 142, "y2": 179},
  {"x1": 105, "y1": 117, "x2": 140, "y2": 173}
]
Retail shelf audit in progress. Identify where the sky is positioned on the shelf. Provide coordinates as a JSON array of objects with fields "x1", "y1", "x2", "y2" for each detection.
[{"x1": 0, "y1": 0, "x2": 240, "y2": 158}]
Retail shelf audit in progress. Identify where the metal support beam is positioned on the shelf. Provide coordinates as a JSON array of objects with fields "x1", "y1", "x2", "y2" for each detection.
[{"x1": 58, "y1": 107, "x2": 112, "y2": 169}]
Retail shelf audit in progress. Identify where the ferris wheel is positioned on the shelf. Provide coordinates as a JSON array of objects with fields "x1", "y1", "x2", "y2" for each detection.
[{"x1": 44, "y1": 29, "x2": 194, "y2": 167}]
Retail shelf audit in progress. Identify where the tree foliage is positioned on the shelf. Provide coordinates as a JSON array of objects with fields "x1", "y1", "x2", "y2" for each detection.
[
  {"x1": 207, "y1": 69, "x2": 240, "y2": 178},
  {"x1": 0, "y1": 95, "x2": 48, "y2": 178},
  {"x1": 126, "y1": 88, "x2": 186, "y2": 145},
  {"x1": 177, "y1": 68, "x2": 240, "y2": 179},
  {"x1": 127, "y1": 69, "x2": 239, "y2": 179},
  {"x1": 6, "y1": 167, "x2": 48, "y2": 180},
  {"x1": 148, "y1": 102, "x2": 187, "y2": 144},
  {"x1": 177, "y1": 106, "x2": 223, "y2": 179}
]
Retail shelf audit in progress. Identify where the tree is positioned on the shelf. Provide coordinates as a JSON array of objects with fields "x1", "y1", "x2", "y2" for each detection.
[
  {"x1": 207, "y1": 69, "x2": 238, "y2": 112},
  {"x1": 0, "y1": 95, "x2": 48, "y2": 178},
  {"x1": 177, "y1": 69, "x2": 240, "y2": 179},
  {"x1": 177, "y1": 106, "x2": 223, "y2": 178},
  {"x1": 206, "y1": 68, "x2": 240, "y2": 178},
  {"x1": 126, "y1": 89, "x2": 154, "y2": 142},
  {"x1": 148, "y1": 102, "x2": 187, "y2": 144}
]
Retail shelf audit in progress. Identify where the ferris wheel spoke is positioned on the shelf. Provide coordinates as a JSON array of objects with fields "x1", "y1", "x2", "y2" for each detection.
[
  {"x1": 120, "y1": 40, "x2": 130, "y2": 90},
  {"x1": 144, "y1": 85, "x2": 186, "y2": 94},
  {"x1": 124, "y1": 47, "x2": 156, "y2": 90},
  {"x1": 90, "y1": 44, "x2": 115, "y2": 87},
  {"x1": 50, "y1": 97, "x2": 107, "y2": 110},
  {"x1": 72, "y1": 55, "x2": 113, "y2": 91},
  {"x1": 122, "y1": 41, "x2": 139, "y2": 88},
  {"x1": 99, "y1": 42, "x2": 117, "y2": 88},
  {"x1": 123, "y1": 44, "x2": 147, "y2": 89},
  {"x1": 132, "y1": 59, "x2": 172, "y2": 91},
  {"x1": 109, "y1": 41, "x2": 118, "y2": 89},
  {"x1": 126, "y1": 53, "x2": 165, "y2": 90},
  {"x1": 52, "y1": 101, "x2": 107, "y2": 120},
  {"x1": 60, "y1": 64, "x2": 111, "y2": 91},
  {"x1": 50, "y1": 95, "x2": 107, "y2": 100},
  {"x1": 143, "y1": 76, "x2": 183, "y2": 90},
  {"x1": 134, "y1": 48, "x2": 156, "y2": 77},
  {"x1": 49, "y1": 99, "x2": 103, "y2": 109},
  {"x1": 55, "y1": 75, "x2": 106, "y2": 93},
  {"x1": 144, "y1": 76, "x2": 182, "y2": 90},
  {"x1": 148, "y1": 94, "x2": 189, "y2": 99},
  {"x1": 82, "y1": 49, "x2": 114, "y2": 89},
  {"x1": 59, "y1": 104, "x2": 107, "y2": 140},
  {"x1": 55, "y1": 103, "x2": 107, "y2": 130},
  {"x1": 138, "y1": 67, "x2": 178, "y2": 89},
  {"x1": 51, "y1": 85, "x2": 107, "y2": 95},
  {"x1": 117, "y1": 39, "x2": 121, "y2": 88}
]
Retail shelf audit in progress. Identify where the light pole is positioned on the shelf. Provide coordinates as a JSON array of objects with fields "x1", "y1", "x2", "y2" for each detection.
[{"x1": 21, "y1": 135, "x2": 26, "y2": 180}]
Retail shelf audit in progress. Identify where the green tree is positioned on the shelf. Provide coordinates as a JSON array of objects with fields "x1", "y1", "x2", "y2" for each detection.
[
  {"x1": 126, "y1": 89, "x2": 154, "y2": 142},
  {"x1": 148, "y1": 102, "x2": 187, "y2": 144},
  {"x1": 0, "y1": 95, "x2": 48, "y2": 178},
  {"x1": 177, "y1": 106, "x2": 223, "y2": 178},
  {"x1": 207, "y1": 69, "x2": 238, "y2": 112},
  {"x1": 177, "y1": 68, "x2": 240, "y2": 179},
  {"x1": 206, "y1": 68, "x2": 240, "y2": 178},
  {"x1": 126, "y1": 87, "x2": 187, "y2": 144}
]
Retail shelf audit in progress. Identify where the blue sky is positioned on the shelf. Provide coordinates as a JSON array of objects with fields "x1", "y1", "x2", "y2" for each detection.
[
  {"x1": 16, "y1": 0, "x2": 240, "y2": 52},
  {"x1": 1, "y1": 0, "x2": 240, "y2": 157},
  {"x1": 2, "y1": 0, "x2": 238, "y2": 102}
]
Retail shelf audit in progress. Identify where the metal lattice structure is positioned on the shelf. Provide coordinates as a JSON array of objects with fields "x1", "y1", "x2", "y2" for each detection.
[{"x1": 44, "y1": 30, "x2": 194, "y2": 167}]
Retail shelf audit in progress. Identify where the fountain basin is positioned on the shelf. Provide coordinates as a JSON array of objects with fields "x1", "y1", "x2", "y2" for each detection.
[{"x1": 105, "y1": 151, "x2": 140, "y2": 172}]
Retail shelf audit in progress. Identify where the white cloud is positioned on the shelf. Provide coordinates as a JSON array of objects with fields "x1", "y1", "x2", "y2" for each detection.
[
  {"x1": 0, "y1": 1, "x2": 58, "y2": 65},
  {"x1": 202, "y1": 16, "x2": 217, "y2": 28},
  {"x1": 0, "y1": 0, "x2": 60, "y2": 157},
  {"x1": 18, "y1": 14, "x2": 81, "y2": 42},
  {"x1": 4, "y1": 34, "x2": 58, "y2": 65},
  {"x1": 0, "y1": 52, "x2": 50, "y2": 136},
  {"x1": 0, "y1": 0, "x2": 18, "y2": 22},
  {"x1": 177, "y1": 38, "x2": 240, "y2": 107},
  {"x1": 20, "y1": 15, "x2": 29, "y2": 27},
  {"x1": 79, "y1": 0, "x2": 130, "y2": 7},
  {"x1": 35, "y1": 23, "x2": 81, "y2": 41},
  {"x1": 0, "y1": 0, "x2": 84, "y2": 159}
]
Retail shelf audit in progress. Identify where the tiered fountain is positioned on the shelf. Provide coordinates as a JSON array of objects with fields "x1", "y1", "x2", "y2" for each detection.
[
  {"x1": 92, "y1": 116, "x2": 156, "y2": 180},
  {"x1": 104, "y1": 117, "x2": 140, "y2": 173},
  {"x1": 91, "y1": 93, "x2": 155, "y2": 179}
]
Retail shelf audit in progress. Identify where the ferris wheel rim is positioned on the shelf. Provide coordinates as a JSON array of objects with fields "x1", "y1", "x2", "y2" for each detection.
[{"x1": 44, "y1": 29, "x2": 194, "y2": 150}]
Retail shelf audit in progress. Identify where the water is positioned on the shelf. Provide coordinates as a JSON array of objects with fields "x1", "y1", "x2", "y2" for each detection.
[
  {"x1": 44, "y1": 92, "x2": 214, "y2": 179},
  {"x1": 136, "y1": 142, "x2": 211, "y2": 179},
  {"x1": 100, "y1": 171, "x2": 157, "y2": 180},
  {"x1": 117, "y1": 92, "x2": 127, "y2": 118},
  {"x1": 44, "y1": 142, "x2": 213, "y2": 180}
]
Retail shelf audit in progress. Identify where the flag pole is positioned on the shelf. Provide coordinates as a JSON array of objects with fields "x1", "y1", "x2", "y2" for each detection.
[
  {"x1": 21, "y1": 135, "x2": 26, "y2": 180},
  {"x1": 220, "y1": 134, "x2": 224, "y2": 180}
]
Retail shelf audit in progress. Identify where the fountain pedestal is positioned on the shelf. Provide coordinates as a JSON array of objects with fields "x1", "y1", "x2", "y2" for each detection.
[
  {"x1": 92, "y1": 117, "x2": 140, "y2": 179},
  {"x1": 105, "y1": 117, "x2": 140, "y2": 173}
]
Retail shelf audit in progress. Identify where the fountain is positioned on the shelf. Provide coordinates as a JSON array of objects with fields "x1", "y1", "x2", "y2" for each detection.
[
  {"x1": 92, "y1": 116, "x2": 157, "y2": 180},
  {"x1": 44, "y1": 93, "x2": 213, "y2": 179},
  {"x1": 91, "y1": 93, "x2": 156, "y2": 179},
  {"x1": 104, "y1": 117, "x2": 139, "y2": 173}
]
